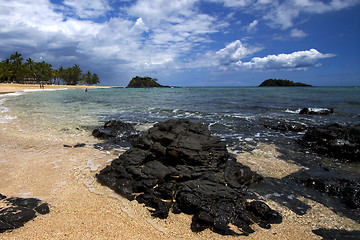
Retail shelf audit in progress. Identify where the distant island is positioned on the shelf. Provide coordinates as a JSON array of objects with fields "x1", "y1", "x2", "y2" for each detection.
[
  {"x1": 259, "y1": 79, "x2": 312, "y2": 87},
  {"x1": 127, "y1": 76, "x2": 169, "y2": 88}
]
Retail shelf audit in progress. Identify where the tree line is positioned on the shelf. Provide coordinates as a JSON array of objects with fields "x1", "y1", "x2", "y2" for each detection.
[{"x1": 0, "y1": 52, "x2": 100, "y2": 85}]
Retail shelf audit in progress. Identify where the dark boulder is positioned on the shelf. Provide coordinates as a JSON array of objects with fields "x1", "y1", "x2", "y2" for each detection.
[
  {"x1": 299, "y1": 107, "x2": 333, "y2": 115},
  {"x1": 92, "y1": 120, "x2": 140, "y2": 149},
  {"x1": 297, "y1": 123, "x2": 360, "y2": 162},
  {"x1": 96, "y1": 119, "x2": 280, "y2": 235},
  {"x1": 264, "y1": 122, "x2": 307, "y2": 132},
  {"x1": 245, "y1": 200, "x2": 283, "y2": 229},
  {"x1": 0, "y1": 195, "x2": 50, "y2": 233},
  {"x1": 92, "y1": 120, "x2": 136, "y2": 139},
  {"x1": 290, "y1": 168, "x2": 360, "y2": 210}
]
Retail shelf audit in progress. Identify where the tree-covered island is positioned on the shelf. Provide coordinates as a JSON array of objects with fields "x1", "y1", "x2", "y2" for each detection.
[
  {"x1": 127, "y1": 76, "x2": 169, "y2": 88},
  {"x1": 0, "y1": 52, "x2": 100, "y2": 85},
  {"x1": 259, "y1": 79, "x2": 312, "y2": 87}
]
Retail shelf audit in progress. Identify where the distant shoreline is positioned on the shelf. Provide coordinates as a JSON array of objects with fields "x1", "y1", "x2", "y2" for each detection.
[{"x1": 0, "y1": 83, "x2": 120, "y2": 94}]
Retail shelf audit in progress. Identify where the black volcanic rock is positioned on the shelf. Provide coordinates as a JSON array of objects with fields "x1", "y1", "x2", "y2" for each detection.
[
  {"x1": 96, "y1": 119, "x2": 281, "y2": 235},
  {"x1": 290, "y1": 168, "x2": 360, "y2": 210},
  {"x1": 297, "y1": 123, "x2": 360, "y2": 162},
  {"x1": 92, "y1": 120, "x2": 136, "y2": 139},
  {"x1": 92, "y1": 120, "x2": 140, "y2": 149},
  {"x1": 0, "y1": 195, "x2": 50, "y2": 233}
]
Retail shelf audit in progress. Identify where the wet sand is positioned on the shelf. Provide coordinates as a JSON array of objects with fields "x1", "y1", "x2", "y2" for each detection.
[{"x1": 1, "y1": 90, "x2": 359, "y2": 239}]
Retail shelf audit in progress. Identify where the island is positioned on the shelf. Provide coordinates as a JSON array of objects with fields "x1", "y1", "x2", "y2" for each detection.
[
  {"x1": 127, "y1": 76, "x2": 169, "y2": 88},
  {"x1": 259, "y1": 79, "x2": 312, "y2": 87}
]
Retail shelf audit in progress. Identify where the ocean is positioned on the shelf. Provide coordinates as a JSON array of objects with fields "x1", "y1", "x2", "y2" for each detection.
[{"x1": 1, "y1": 86, "x2": 360, "y2": 168}]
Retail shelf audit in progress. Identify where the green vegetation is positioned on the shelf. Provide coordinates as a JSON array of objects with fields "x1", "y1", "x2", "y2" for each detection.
[
  {"x1": 127, "y1": 76, "x2": 164, "y2": 88},
  {"x1": 259, "y1": 78, "x2": 312, "y2": 87},
  {"x1": 0, "y1": 52, "x2": 100, "y2": 85}
]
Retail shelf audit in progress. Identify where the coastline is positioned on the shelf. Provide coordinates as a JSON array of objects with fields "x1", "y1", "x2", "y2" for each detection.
[
  {"x1": 0, "y1": 88, "x2": 359, "y2": 239},
  {"x1": 0, "y1": 83, "x2": 117, "y2": 94}
]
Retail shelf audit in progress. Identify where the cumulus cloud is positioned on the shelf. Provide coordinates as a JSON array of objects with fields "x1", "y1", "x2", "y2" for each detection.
[
  {"x1": 216, "y1": 40, "x2": 260, "y2": 67},
  {"x1": 237, "y1": 49, "x2": 335, "y2": 70},
  {"x1": 206, "y1": 41, "x2": 334, "y2": 71},
  {"x1": 291, "y1": 28, "x2": 307, "y2": 38}
]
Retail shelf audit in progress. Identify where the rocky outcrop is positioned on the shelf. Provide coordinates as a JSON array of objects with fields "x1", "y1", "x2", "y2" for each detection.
[
  {"x1": 96, "y1": 119, "x2": 282, "y2": 235},
  {"x1": 92, "y1": 120, "x2": 139, "y2": 149},
  {"x1": 297, "y1": 123, "x2": 360, "y2": 162},
  {"x1": 0, "y1": 194, "x2": 49, "y2": 233}
]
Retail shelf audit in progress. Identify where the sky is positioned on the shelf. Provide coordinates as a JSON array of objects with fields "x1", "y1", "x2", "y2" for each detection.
[{"x1": 0, "y1": 0, "x2": 359, "y2": 86}]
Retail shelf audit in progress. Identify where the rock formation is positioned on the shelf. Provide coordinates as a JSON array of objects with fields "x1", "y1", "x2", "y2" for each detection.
[{"x1": 96, "y1": 119, "x2": 282, "y2": 235}]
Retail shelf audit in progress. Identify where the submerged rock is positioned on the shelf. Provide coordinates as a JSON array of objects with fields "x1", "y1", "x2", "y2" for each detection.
[
  {"x1": 297, "y1": 123, "x2": 360, "y2": 162},
  {"x1": 264, "y1": 122, "x2": 307, "y2": 132},
  {"x1": 96, "y1": 119, "x2": 281, "y2": 235},
  {"x1": 0, "y1": 194, "x2": 50, "y2": 233},
  {"x1": 92, "y1": 120, "x2": 140, "y2": 149},
  {"x1": 290, "y1": 168, "x2": 360, "y2": 210},
  {"x1": 299, "y1": 107, "x2": 333, "y2": 115}
]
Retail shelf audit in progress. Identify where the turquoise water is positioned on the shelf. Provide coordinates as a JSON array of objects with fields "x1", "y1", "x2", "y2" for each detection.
[
  {"x1": 1, "y1": 87, "x2": 359, "y2": 142},
  {"x1": 1, "y1": 86, "x2": 359, "y2": 173}
]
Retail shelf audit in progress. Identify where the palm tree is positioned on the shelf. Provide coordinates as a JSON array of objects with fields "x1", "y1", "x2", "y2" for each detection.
[
  {"x1": 23, "y1": 58, "x2": 36, "y2": 82},
  {"x1": 0, "y1": 60, "x2": 13, "y2": 82},
  {"x1": 9, "y1": 52, "x2": 23, "y2": 82}
]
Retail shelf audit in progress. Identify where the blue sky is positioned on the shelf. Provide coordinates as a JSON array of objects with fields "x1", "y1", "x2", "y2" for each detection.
[{"x1": 0, "y1": 0, "x2": 359, "y2": 86}]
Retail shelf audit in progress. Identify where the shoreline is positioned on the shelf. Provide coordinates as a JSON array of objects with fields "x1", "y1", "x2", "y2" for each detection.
[
  {"x1": 0, "y1": 83, "x2": 119, "y2": 94},
  {"x1": 0, "y1": 89, "x2": 359, "y2": 239}
]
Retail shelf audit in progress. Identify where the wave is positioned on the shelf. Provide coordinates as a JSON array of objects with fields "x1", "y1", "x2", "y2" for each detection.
[
  {"x1": 22, "y1": 88, "x2": 68, "y2": 93},
  {"x1": 0, "y1": 115, "x2": 17, "y2": 123},
  {"x1": 285, "y1": 107, "x2": 332, "y2": 114}
]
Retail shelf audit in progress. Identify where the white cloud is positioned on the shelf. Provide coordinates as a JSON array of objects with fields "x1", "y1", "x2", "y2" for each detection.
[
  {"x1": 62, "y1": 0, "x2": 112, "y2": 19},
  {"x1": 208, "y1": 0, "x2": 360, "y2": 30},
  {"x1": 219, "y1": 0, "x2": 253, "y2": 7},
  {"x1": 291, "y1": 28, "x2": 307, "y2": 38},
  {"x1": 0, "y1": 0, "x2": 224, "y2": 73},
  {"x1": 216, "y1": 40, "x2": 259, "y2": 65},
  {"x1": 246, "y1": 20, "x2": 258, "y2": 33},
  {"x1": 237, "y1": 49, "x2": 335, "y2": 70},
  {"x1": 263, "y1": 0, "x2": 360, "y2": 29}
]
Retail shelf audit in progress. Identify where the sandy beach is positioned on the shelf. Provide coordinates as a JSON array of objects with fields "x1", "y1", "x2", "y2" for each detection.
[
  {"x1": 0, "y1": 83, "x2": 116, "y2": 94},
  {"x1": 0, "y1": 85, "x2": 359, "y2": 239}
]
